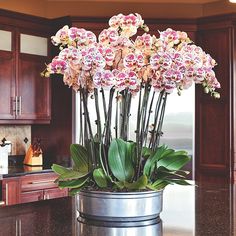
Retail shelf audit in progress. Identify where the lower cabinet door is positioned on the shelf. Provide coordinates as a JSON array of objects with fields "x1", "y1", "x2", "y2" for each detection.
[
  {"x1": 44, "y1": 188, "x2": 68, "y2": 200},
  {"x1": 2, "y1": 177, "x2": 20, "y2": 206},
  {"x1": 20, "y1": 190, "x2": 43, "y2": 204},
  {"x1": 18, "y1": 211, "x2": 46, "y2": 236},
  {"x1": 0, "y1": 217, "x2": 17, "y2": 236}
]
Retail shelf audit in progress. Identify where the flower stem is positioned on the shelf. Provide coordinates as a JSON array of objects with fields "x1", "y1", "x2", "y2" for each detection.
[
  {"x1": 136, "y1": 83, "x2": 151, "y2": 178},
  {"x1": 81, "y1": 89, "x2": 96, "y2": 168},
  {"x1": 79, "y1": 92, "x2": 84, "y2": 145},
  {"x1": 153, "y1": 92, "x2": 168, "y2": 150},
  {"x1": 135, "y1": 85, "x2": 143, "y2": 178},
  {"x1": 144, "y1": 90, "x2": 155, "y2": 146},
  {"x1": 149, "y1": 90, "x2": 165, "y2": 149},
  {"x1": 101, "y1": 88, "x2": 107, "y2": 121},
  {"x1": 94, "y1": 88, "x2": 102, "y2": 142}
]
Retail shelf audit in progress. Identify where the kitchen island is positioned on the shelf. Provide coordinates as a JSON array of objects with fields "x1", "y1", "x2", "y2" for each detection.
[{"x1": 0, "y1": 182, "x2": 234, "y2": 236}]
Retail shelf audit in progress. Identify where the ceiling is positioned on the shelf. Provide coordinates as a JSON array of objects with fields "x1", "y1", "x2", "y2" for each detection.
[{"x1": 47, "y1": 0, "x2": 221, "y2": 3}]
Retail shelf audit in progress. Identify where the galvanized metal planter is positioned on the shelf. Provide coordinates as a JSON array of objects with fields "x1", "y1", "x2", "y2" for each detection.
[
  {"x1": 77, "y1": 217, "x2": 162, "y2": 236},
  {"x1": 77, "y1": 189, "x2": 163, "y2": 222}
]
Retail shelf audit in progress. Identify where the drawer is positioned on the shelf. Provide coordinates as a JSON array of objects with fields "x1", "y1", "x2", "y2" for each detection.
[
  {"x1": 20, "y1": 190, "x2": 43, "y2": 203},
  {"x1": 44, "y1": 188, "x2": 68, "y2": 200},
  {"x1": 21, "y1": 173, "x2": 58, "y2": 192}
]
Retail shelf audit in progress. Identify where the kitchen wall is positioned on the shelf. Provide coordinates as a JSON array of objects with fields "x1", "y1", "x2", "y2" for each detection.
[
  {"x1": 0, "y1": 125, "x2": 31, "y2": 155},
  {"x1": 0, "y1": 0, "x2": 236, "y2": 19}
]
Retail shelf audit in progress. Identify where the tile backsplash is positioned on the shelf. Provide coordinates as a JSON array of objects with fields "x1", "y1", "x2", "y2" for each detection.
[{"x1": 0, "y1": 125, "x2": 31, "y2": 155}]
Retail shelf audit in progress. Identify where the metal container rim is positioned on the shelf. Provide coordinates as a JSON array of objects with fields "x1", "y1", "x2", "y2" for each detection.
[{"x1": 79, "y1": 189, "x2": 164, "y2": 198}]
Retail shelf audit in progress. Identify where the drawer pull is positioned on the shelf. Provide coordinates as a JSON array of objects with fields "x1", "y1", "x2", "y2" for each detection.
[
  {"x1": 6, "y1": 183, "x2": 8, "y2": 205},
  {"x1": 30, "y1": 180, "x2": 54, "y2": 185},
  {"x1": 0, "y1": 201, "x2": 5, "y2": 206}
]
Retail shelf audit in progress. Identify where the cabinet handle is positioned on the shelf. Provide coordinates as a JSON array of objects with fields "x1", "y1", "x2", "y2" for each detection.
[
  {"x1": 6, "y1": 183, "x2": 8, "y2": 206},
  {"x1": 16, "y1": 220, "x2": 18, "y2": 236},
  {"x1": 15, "y1": 96, "x2": 18, "y2": 116},
  {"x1": 18, "y1": 219, "x2": 22, "y2": 236},
  {"x1": 15, "y1": 219, "x2": 21, "y2": 236},
  {"x1": 31, "y1": 180, "x2": 54, "y2": 184},
  {"x1": 43, "y1": 194, "x2": 49, "y2": 200},
  {"x1": 18, "y1": 96, "x2": 22, "y2": 116}
]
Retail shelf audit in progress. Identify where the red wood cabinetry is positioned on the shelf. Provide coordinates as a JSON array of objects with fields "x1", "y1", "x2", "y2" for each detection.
[
  {"x1": 195, "y1": 14, "x2": 235, "y2": 184},
  {"x1": 0, "y1": 172, "x2": 68, "y2": 206},
  {"x1": 0, "y1": 197, "x2": 73, "y2": 236},
  {"x1": 0, "y1": 216, "x2": 17, "y2": 236},
  {"x1": 0, "y1": 26, "x2": 16, "y2": 120},
  {"x1": 0, "y1": 12, "x2": 51, "y2": 124},
  {"x1": 1, "y1": 177, "x2": 20, "y2": 206},
  {"x1": 20, "y1": 172, "x2": 68, "y2": 204}
]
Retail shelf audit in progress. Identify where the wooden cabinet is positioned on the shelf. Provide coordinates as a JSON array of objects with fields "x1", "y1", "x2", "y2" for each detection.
[
  {"x1": 16, "y1": 211, "x2": 46, "y2": 236},
  {"x1": 0, "y1": 197, "x2": 73, "y2": 236},
  {"x1": 20, "y1": 172, "x2": 68, "y2": 204},
  {"x1": 0, "y1": 12, "x2": 51, "y2": 124},
  {"x1": 0, "y1": 172, "x2": 68, "y2": 206},
  {"x1": 20, "y1": 190, "x2": 43, "y2": 204},
  {"x1": 44, "y1": 188, "x2": 68, "y2": 200},
  {"x1": 17, "y1": 31, "x2": 51, "y2": 122},
  {"x1": 1, "y1": 177, "x2": 20, "y2": 206},
  {"x1": 0, "y1": 27, "x2": 16, "y2": 120},
  {"x1": 0, "y1": 216, "x2": 17, "y2": 236},
  {"x1": 0, "y1": 211, "x2": 47, "y2": 236},
  {"x1": 195, "y1": 14, "x2": 235, "y2": 184}
]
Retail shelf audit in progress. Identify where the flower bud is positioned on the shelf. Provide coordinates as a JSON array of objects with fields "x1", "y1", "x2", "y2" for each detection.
[
  {"x1": 213, "y1": 92, "x2": 220, "y2": 99},
  {"x1": 204, "y1": 87, "x2": 209, "y2": 94},
  {"x1": 142, "y1": 24, "x2": 149, "y2": 32}
]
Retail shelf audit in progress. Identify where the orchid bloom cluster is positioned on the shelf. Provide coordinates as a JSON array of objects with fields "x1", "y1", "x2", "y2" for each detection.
[{"x1": 44, "y1": 13, "x2": 220, "y2": 98}]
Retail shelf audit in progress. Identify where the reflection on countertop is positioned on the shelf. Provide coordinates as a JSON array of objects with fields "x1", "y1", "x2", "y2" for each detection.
[
  {"x1": 2, "y1": 165, "x2": 54, "y2": 177},
  {"x1": 1, "y1": 155, "x2": 71, "y2": 177},
  {"x1": 0, "y1": 182, "x2": 234, "y2": 235},
  {"x1": 76, "y1": 183, "x2": 233, "y2": 236}
]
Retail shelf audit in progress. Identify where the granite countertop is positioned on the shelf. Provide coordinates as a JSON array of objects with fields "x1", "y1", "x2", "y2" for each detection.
[
  {"x1": 2, "y1": 165, "x2": 54, "y2": 177},
  {"x1": 0, "y1": 182, "x2": 234, "y2": 235},
  {"x1": 0, "y1": 155, "x2": 71, "y2": 178}
]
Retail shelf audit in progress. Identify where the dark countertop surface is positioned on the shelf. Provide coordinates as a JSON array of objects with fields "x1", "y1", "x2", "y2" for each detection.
[
  {"x1": 0, "y1": 182, "x2": 234, "y2": 235},
  {"x1": 2, "y1": 165, "x2": 54, "y2": 177}
]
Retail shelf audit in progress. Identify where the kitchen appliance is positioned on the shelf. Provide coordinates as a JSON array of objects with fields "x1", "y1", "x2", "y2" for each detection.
[{"x1": 0, "y1": 144, "x2": 9, "y2": 174}]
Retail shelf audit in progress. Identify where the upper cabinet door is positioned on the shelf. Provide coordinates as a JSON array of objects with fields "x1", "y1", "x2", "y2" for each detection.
[
  {"x1": 0, "y1": 23, "x2": 51, "y2": 124},
  {"x1": 18, "y1": 32, "x2": 51, "y2": 121},
  {"x1": 0, "y1": 28, "x2": 16, "y2": 120}
]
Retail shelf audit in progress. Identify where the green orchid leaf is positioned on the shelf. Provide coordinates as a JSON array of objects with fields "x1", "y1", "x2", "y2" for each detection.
[
  {"x1": 166, "y1": 150, "x2": 188, "y2": 157},
  {"x1": 124, "y1": 175, "x2": 148, "y2": 190},
  {"x1": 149, "y1": 179, "x2": 169, "y2": 190},
  {"x1": 165, "y1": 179, "x2": 192, "y2": 186},
  {"x1": 59, "y1": 170, "x2": 88, "y2": 180},
  {"x1": 58, "y1": 176, "x2": 89, "y2": 189},
  {"x1": 108, "y1": 138, "x2": 135, "y2": 182},
  {"x1": 68, "y1": 188, "x2": 81, "y2": 196},
  {"x1": 93, "y1": 168, "x2": 108, "y2": 188},
  {"x1": 128, "y1": 141, "x2": 137, "y2": 166},
  {"x1": 157, "y1": 154, "x2": 190, "y2": 171},
  {"x1": 144, "y1": 145, "x2": 190, "y2": 178},
  {"x1": 143, "y1": 145, "x2": 169, "y2": 177},
  {"x1": 142, "y1": 147, "x2": 153, "y2": 159},
  {"x1": 158, "y1": 148, "x2": 175, "y2": 160},
  {"x1": 70, "y1": 144, "x2": 89, "y2": 172},
  {"x1": 114, "y1": 181, "x2": 125, "y2": 189},
  {"x1": 156, "y1": 166, "x2": 189, "y2": 179},
  {"x1": 51, "y1": 164, "x2": 72, "y2": 175},
  {"x1": 52, "y1": 164, "x2": 88, "y2": 180}
]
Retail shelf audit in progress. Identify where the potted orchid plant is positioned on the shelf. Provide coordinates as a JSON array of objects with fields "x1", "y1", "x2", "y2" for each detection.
[{"x1": 43, "y1": 13, "x2": 220, "y2": 220}]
